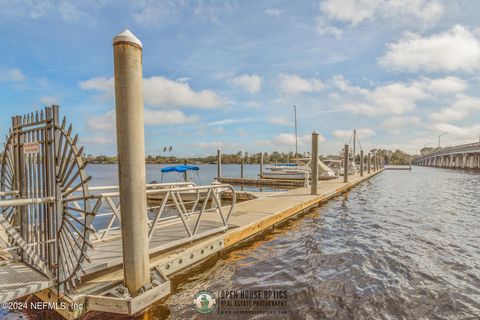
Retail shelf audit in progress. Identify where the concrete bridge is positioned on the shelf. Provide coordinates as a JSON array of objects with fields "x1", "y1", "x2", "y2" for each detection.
[{"x1": 412, "y1": 142, "x2": 480, "y2": 169}]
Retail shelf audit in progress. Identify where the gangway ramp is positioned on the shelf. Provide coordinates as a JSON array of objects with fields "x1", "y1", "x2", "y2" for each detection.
[{"x1": 0, "y1": 262, "x2": 53, "y2": 303}]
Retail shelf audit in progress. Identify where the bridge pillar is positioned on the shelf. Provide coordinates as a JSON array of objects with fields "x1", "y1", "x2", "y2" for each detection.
[
  {"x1": 311, "y1": 131, "x2": 319, "y2": 195},
  {"x1": 113, "y1": 29, "x2": 150, "y2": 295},
  {"x1": 343, "y1": 144, "x2": 348, "y2": 183}
]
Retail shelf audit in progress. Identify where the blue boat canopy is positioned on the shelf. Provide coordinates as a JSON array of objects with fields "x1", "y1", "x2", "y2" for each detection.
[{"x1": 161, "y1": 165, "x2": 200, "y2": 173}]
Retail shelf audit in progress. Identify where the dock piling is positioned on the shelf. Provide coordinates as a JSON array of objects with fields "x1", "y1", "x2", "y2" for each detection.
[
  {"x1": 260, "y1": 153, "x2": 264, "y2": 178},
  {"x1": 360, "y1": 150, "x2": 364, "y2": 177},
  {"x1": 217, "y1": 148, "x2": 222, "y2": 179},
  {"x1": 113, "y1": 29, "x2": 150, "y2": 295},
  {"x1": 368, "y1": 153, "x2": 371, "y2": 174},
  {"x1": 344, "y1": 144, "x2": 349, "y2": 183},
  {"x1": 311, "y1": 131, "x2": 319, "y2": 195},
  {"x1": 240, "y1": 156, "x2": 244, "y2": 178}
]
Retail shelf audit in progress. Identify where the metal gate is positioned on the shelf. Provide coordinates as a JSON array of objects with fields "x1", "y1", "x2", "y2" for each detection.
[{"x1": 0, "y1": 105, "x2": 93, "y2": 293}]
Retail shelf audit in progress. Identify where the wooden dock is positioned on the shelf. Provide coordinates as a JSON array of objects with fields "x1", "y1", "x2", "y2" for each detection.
[{"x1": 26, "y1": 169, "x2": 383, "y2": 318}]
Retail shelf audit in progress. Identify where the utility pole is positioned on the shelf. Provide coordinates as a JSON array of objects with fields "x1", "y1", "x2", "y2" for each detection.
[{"x1": 438, "y1": 132, "x2": 448, "y2": 148}]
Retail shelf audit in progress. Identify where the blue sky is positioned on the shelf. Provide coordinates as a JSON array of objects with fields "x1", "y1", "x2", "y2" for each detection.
[{"x1": 1, "y1": 0, "x2": 480, "y2": 156}]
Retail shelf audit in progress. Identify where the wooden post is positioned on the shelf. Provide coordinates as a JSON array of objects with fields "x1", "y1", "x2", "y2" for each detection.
[
  {"x1": 183, "y1": 159, "x2": 188, "y2": 182},
  {"x1": 217, "y1": 148, "x2": 222, "y2": 179},
  {"x1": 113, "y1": 29, "x2": 150, "y2": 296},
  {"x1": 311, "y1": 131, "x2": 319, "y2": 195},
  {"x1": 343, "y1": 144, "x2": 348, "y2": 183},
  {"x1": 260, "y1": 153, "x2": 264, "y2": 179},
  {"x1": 360, "y1": 150, "x2": 364, "y2": 177},
  {"x1": 240, "y1": 157, "x2": 244, "y2": 178},
  {"x1": 367, "y1": 152, "x2": 372, "y2": 174}
]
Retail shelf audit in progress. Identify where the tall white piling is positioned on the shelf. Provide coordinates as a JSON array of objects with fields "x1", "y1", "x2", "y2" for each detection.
[
  {"x1": 113, "y1": 29, "x2": 150, "y2": 295},
  {"x1": 311, "y1": 131, "x2": 319, "y2": 195},
  {"x1": 343, "y1": 144, "x2": 349, "y2": 183},
  {"x1": 217, "y1": 148, "x2": 222, "y2": 179}
]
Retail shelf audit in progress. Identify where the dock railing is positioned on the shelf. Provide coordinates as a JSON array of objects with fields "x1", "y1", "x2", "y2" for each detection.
[
  {"x1": 64, "y1": 182, "x2": 236, "y2": 246},
  {"x1": 1, "y1": 182, "x2": 236, "y2": 264}
]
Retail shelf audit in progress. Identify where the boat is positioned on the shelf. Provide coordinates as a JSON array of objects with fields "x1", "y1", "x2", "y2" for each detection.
[
  {"x1": 324, "y1": 159, "x2": 356, "y2": 176},
  {"x1": 160, "y1": 164, "x2": 200, "y2": 183},
  {"x1": 263, "y1": 157, "x2": 336, "y2": 180}
]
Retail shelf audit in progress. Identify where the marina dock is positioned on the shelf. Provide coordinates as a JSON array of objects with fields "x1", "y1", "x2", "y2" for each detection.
[
  {"x1": 0, "y1": 30, "x2": 387, "y2": 319},
  {"x1": 0, "y1": 169, "x2": 383, "y2": 318}
]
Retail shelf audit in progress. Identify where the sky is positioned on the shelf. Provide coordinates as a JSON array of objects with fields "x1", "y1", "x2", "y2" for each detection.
[{"x1": 1, "y1": 0, "x2": 480, "y2": 157}]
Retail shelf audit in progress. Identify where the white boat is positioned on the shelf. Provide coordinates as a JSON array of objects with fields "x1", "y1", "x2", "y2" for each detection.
[
  {"x1": 263, "y1": 158, "x2": 335, "y2": 180},
  {"x1": 323, "y1": 159, "x2": 356, "y2": 176}
]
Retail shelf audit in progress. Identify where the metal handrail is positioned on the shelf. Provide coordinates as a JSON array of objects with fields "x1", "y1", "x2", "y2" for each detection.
[
  {"x1": 64, "y1": 183, "x2": 236, "y2": 243},
  {"x1": 0, "y1": 182, "x2": 236, "y2": 260}
]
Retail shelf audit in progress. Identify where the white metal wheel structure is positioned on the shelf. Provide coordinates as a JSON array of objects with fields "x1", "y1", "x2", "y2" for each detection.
[{"x1": 0, "y1": 105, "x2": 93, "y2": 293}]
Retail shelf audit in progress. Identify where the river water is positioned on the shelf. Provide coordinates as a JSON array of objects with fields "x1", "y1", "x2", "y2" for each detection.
[
  {"x1": 86, "y1": 163, "x2": 289, "y2": 192},
  {"x1": 3, "y1": 166, "x2": 479, "y2": 319},
  {"x1": 144, "y1": 166, "x2": 480, "y2": 319}
]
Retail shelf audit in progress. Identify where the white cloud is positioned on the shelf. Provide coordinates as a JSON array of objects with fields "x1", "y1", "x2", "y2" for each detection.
[
  {"x1": 278, "y1": 74, "x2": 325, "y2": 95},
  {"x1": 81, "y1": 135, "x2": 114, "y2": 145},
  {"x1": 87, "y1": 109, "x2": 115, "y2": 132},
  {"x1": 268, "y1": 117, "x2": 292, "y2": 126},
  {"x1": 380, "y1": 25, "x2": 480, "y2": 72},
  {"x1": 320, "y1": 0, "x2": 380, "y2": 25},
  {"x1": 208, "y1": 118, "x2": 253, "y2": 126},
  {"x1": 332, "y1": 75, "x2": 467, "y2": 116},
  {"x1": 0, "y1": 68, "x2": 25, "y2": 82},
  {"x1": 80, "y1": 76, "x2": 223, "y2": 109},
  {"x1": 0, "y1": 0, "x2": 84, "y2": 21},
  {"x1": 320, "y1": 0, "x2": 444, "y2": 26},
  {"x1": 272, "y1": 133, "x2": 325, "y2": 147},
  {"x1": 381, "y1": 116, "x2": 422, "y2": 132},
  {"x1": 229, "y1": 74, "x2": 262, "y2": 93},
  {"x1": 197, "y1": 141, "x2": 241, "y2": 149},
  {"x1": 79, "y1": 76, "x2": 113, "y2": 100},
  {"x1": 430, "y1": 95, "x2": 480, "y2": 122},
  {"x1": 315, "y1": 17, "x2": 343, "y2": 38},
  {"x1": 143, "y1": 109, "x2": 199, "y2": 125},
  {"x1": 264, "y1": 8, "x2": 282, "y2": 17},
  {"x1": 341, "y1": 81, "x2": 428, "y2": 116},
  {"x1": 428, "y1": 123, "x2": 480, "y2": 142},
  {"x1": 87, "y1": 108, "x2": 198, "y2": 132},
  {"x1": 144, "y1": 76, "x2": 223, "y2": 108},
  {"x1": 422, "y1": 76, "x2": 467, "y2": 94},
  {"x1": 40, "y1": 96, "x2": 59, "y2": 105},
  {"x1": 332, "y1": 128, "x2": 375, "y2": 139}
]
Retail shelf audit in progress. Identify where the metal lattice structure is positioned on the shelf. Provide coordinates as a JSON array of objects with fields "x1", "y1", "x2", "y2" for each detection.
[{"x1": 0, "y1": 106, "x2": 93, "y2": 293}]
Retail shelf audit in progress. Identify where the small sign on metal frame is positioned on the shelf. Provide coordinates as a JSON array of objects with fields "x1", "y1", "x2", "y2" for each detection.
[{"x1": 23, "y1": 141, "x2": 40, "y2": 154}]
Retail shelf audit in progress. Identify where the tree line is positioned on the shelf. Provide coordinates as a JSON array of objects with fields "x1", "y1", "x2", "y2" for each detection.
[{"x1": 85, "y1": 148, "x2": 415, "y2": 165}]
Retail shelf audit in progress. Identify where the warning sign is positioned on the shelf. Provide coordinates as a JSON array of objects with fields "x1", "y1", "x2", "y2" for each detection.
[{"x1": 23, "y1": 142, "x2": 40, "y2": 154}]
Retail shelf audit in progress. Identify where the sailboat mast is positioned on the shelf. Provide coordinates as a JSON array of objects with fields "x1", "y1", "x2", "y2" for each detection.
[
  {"x1": 294, "y1": 105, "x2": 298, "y2": 158},
  {"x1": 353, "y1": 129, "x2": 356, "y2": 165}
]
